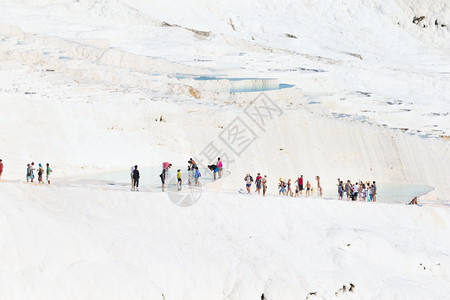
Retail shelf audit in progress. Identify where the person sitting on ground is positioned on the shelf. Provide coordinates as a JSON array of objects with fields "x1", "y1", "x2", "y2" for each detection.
[{"x1": 408, "y1": 196, "x2": 419, "y2": 205}]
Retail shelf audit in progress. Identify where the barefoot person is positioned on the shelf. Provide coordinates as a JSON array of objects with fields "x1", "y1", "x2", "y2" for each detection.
[
  {"x1": 26, "y1": 164, "x2": 32, "y2": 182},
  {"x1": 37, "y1": 163, "x2": 44, "y2": 184},
  {"x1": 262, "y1": 175, "x2": 268, "y2": 196},
  {"x1": 132, "y1": 165, "x2": 140, "y2": 191},
  {"x1": 372, "y1": 181, "x2": 377, "y2": 202},
  {"x1": 30, "y1": 162, "x2": 36, "y2": 182},
  {"x1": 286, "y1": 179, "x2": 293, "y2": 197},
  {"x1": 194, "y1": 167, "x2": 201, "y2": 186},
  {"x1": 315, "y1": 176, "x2": 323, "y2": 197},
  {"x1": 244, "y1": 173, "x2": 253, "y2": 194},
  {"x1": 130, "y1": 165, "x2": 135, "y2": 189},
  {"x1": 338, "y1": 181, "x2": 344, "y2": 200},
  {"x1": 177, "y1": 169, "x2": 182, "y2": 191},
  {"x1": 208, "y1": 164, "x2": 219, "y2": 180},
  {"x1": 255, "y1": 173, "x2": 262, "y2": 194},
  {"x1": 345, "y1": 180, "x2": 352, "y2": 200},
  {"x1": 217, "y1": 157, "x2": 223, "y2": 179},
  {"x1": 297, "y1": 175, "x2": 304, "y2": 196},
  {"x1": 160, "y1": 169, "x2": 166, "y2": 191},
  {"x1": 306, "y1": 181, "x2": 311, "y2": 197},
  {"x1": 46, "y1": 163, "x2": 52, "y2": 184},
  {"x1": 408, "y1": 196, "x2": 419, "y2": 205}
]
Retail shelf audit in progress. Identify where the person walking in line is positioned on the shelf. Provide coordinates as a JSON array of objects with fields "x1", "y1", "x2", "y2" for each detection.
[
  {"x1": 132, "y1": 165, "x2": 140, "y2": 191},
  {"x1": 315, "y1": 176, "x2": 323, "y2": 197},
  {"x1": 194, "y1": 167, "x2": 201, "y2": 186},
  {"x1": 30, "y1": 162, "x2": 36, "y2": 182},
  {"x1": 262, "y1": 175, "x2": 268, "y2": 196},
  {"x1": 244, "y1": 173, "x2": 253, "y2": 194},
  {"x1": 217, "y1": 157, "x2": 223, "y2": 179},
  {"x1": 255, "y1": 173, "x2": 262, "y2": 194},
  {"x1": 0, "y1": 159, "x2": 3, "y2": 182},
  {"x1": 177, "y1": 169, "x2": 182, "y2": 191},
  {"x1": 46, "y1": 163, "x2": 52, "y2": 184},
  {"x1": 37, "y1": 163, "x2": 44, "y2": 184},
  {"x1": 306, "y1": 181, "x2": 311, "y2": 197}
]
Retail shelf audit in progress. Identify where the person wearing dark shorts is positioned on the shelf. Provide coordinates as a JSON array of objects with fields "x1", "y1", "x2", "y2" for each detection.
[
  {"x1": 160, "y1": 169, "x2": 166, "y2": 190},
  {"x1": 297, "y1": 175, "x2": 304, "y2": 196},
  {"x1": 132, "y1": 165, "x2": 140, "y2": 191}
]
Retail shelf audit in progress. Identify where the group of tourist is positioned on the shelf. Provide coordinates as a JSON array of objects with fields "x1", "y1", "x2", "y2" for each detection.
[
  {"x1": 241, "y1": 174, "x2": 380, "y2": 202},
  {"x1": 129, "y1": 157, "x2": 224, "y2": 191},
  {"x1": 337, "y1": 178, "x2": 377, "y2": 202},
  {"x1": 26, "y1": 162, "x2": 53, "y2": 184},
  {"x1": 244, "y1": 174, "x2": 323, "y2": 197},
  {"x1": 278, "y1": 175, "x2": 323, "y2": 197}
]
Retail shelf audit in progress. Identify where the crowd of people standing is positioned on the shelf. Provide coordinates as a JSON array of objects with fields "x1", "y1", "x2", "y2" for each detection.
[
  {"x1": 337, "y1": 178, "x2": 377, "y2": 202},
  {"x1": 242, "y1": 173, "x2": 378, "y2": 202},
  {"x1": 26, "y1": 162, "x2": 52, "y2": 184}
]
